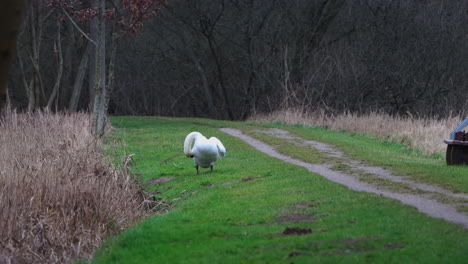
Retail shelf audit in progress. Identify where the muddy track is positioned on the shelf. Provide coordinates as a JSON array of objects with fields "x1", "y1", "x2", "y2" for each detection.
[{"x1": 220, "y1": 128, "x2": 468, "y2": 229}]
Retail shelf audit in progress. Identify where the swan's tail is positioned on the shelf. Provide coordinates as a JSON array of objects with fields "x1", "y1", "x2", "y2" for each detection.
[{"x1": 184, "y1": 132, "x2": 201, "y2": 158}]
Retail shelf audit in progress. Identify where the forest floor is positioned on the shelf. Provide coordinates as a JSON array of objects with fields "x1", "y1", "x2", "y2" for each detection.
[
  {"x1": 221, "y1": 127, "x2": 468, "y2": 228},
  {"x1": 91, "y1": 116, "x2": 468, "y2": 264}
]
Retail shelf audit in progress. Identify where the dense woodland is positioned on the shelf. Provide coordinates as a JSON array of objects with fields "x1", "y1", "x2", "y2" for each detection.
[{"x1": 7, "y1": 0, "x2": 468, "y2": 120}]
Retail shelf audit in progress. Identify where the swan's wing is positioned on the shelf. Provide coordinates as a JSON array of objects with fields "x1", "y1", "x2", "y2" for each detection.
[{"x1": 209, "y1": 137, "x2": 226, "y2": 157}]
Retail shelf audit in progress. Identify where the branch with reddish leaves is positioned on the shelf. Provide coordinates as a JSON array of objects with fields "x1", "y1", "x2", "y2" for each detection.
[
  {"x1": 118, "y1": 0, "x2": 167, "y2": 33},
  {"x1": 44, "y1": 0, "x2": 167, "y2": 35}
]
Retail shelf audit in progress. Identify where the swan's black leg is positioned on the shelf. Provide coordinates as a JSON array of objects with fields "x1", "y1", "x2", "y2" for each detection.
[
  {"x1": 210, "y1": 165, "x2": 213, "y2": 173},
  {"x1": 196, "y1": 165, "x2": 199, "y2": 175}
]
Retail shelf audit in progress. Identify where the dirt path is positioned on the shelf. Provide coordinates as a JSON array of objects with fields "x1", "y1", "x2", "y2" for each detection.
[{"x1": 220, "y1": 128, "x2": 468, "y2": 229}]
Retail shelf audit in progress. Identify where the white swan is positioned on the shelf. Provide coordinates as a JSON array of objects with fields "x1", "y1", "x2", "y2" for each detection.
[{"x1": 184, "y1": 131, "x2": 226, "y2": 175}]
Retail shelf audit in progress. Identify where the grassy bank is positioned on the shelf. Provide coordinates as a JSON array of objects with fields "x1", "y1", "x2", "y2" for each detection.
[{"x1": 92, "y1": 116, "x2": 468, "y2": 263}]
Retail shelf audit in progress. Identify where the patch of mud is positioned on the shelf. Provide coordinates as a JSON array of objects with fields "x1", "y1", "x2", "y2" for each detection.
[
  {"x1": 278, "y1": 214, "x2": 315, "y2": 223},
  {"x1": 282, "y1": 227, "x2": 312, "y2": 236},
  {"x1": 384, "y1": 242, "x2": 404, "y2": 249},
  {"x1": 206, "y1": 177, "x2": 260, "y2": 187},
  {"x1": 325, "y1": 236, "x2": 403, "y2": 256},
  {"x1": 160, "y1": 155, "x2": 179, "y2": 165},
  {"x1": 220, "y1": 128, "x2": 468, "y2": 229},
  {"x1": 146, "y1": 176, "x2": 175, "y2": 185},
  {"x1": 288, "y1": 252, "x2": 302, "y2": 257},
  {"x1": 205, "y1": 182, "x2": 235, "y2": 187},
  {"x1": 295, "y1": 200, "x2": 321, "y2": 209},
  {"x1": 219, "y1": 181, "x2": 240, "y2": 186},
  {"x1": 242, "y1": 176, "x2": 260, "y2": 181},
  {"x1": 295, "y1": 201, "x2": 310, "y2": 208}
]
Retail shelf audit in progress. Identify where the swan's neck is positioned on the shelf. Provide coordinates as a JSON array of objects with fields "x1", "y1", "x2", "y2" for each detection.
[{"x1": 184, "y1": 132, "x2": 202, "y2": 156}]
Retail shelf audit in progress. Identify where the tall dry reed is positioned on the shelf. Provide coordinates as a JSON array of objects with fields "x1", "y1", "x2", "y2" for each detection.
[
  {"x1": 0, "y1": 109, "x2": 156, "y2": 263},
  {"x1": 250, "y1": 108, "x2": 462, "y2": 156}
]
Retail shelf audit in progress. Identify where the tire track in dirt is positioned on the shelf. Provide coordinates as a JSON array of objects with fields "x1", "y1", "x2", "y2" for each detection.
[{"x1": 220, "y1": 128, "x2": 468, "y2": 229}]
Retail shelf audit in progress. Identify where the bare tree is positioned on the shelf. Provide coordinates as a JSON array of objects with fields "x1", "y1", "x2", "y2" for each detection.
[
  {"x1": 0, "y1": 1, "x2": 24, "y2": 109},
  {"x1": 7, "y1": 0, "x2": 468, "y2": 119},
  {"x1": 90, "y1": 0, "x2": 107, "y2": 136},
  {"x1": 68, "y1": 43, "x2": 90, "y2": 112},
  {"x1": 46, "y1": 21, "x2": 64, "y2": 110}
]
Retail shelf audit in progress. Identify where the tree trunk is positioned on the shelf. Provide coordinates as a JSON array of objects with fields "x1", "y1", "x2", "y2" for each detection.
[
  {"x1": 0, "y1": 1, "x2": 24, "y2": 109},
  {"x1": 60, "y1": 22, "x2": 75, "y2": 109},
  {"x1": 68, "y1": 43, "x2": 90, "y2": 112},
  {"x1": 185, "y1": 43, "x2": 217, "y2": 118},
  {"x1": 29, "y1": 4, "x2": 46, "y2": 108},
  {"x1": 88, "y1": 8, "x2": 98, "y2": 111},
  {"x1": 105, "y1": 31, "x2": 118, "y2": 115},
  {"x1": 46, "y1": 21, "x2": 63, "y2": 110},
  {"x1": 5, "y1": 84, "x2": 10, "y2": 106},
  {"x1": 17, "y1": 54, "x2": 36, "y2": 111},
  {"x1": 91, "y1": 0, "x2": 107, "y2": 136},
  {"x1": 205, "y1": 37, "x2": 234, "y2": 120}
]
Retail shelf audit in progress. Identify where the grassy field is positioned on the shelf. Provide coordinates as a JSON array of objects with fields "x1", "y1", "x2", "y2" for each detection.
[{"x1": 92, "y1": 116, "x2": 468, "y2": 263}]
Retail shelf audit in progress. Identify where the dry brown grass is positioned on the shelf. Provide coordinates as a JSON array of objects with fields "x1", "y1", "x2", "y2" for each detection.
[
  {"x1": 0, "y1": 109, "x2": 158, "y2": 263},
  {"x1": 249, "y1": 108, "x2": 462, "y2": 156}
]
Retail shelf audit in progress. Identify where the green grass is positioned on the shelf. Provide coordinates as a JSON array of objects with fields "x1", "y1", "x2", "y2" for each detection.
[{"x1": 92, "y1": 116, "x2": 468, "y2": 263}]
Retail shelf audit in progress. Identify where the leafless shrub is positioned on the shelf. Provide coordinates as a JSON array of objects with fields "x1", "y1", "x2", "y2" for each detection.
[
  {"x1": 250, "y1": 107, "x2": 460, "y2": 156},
  {"x1": 0, "y1": 109, "x2": 160, "y2": 263}
]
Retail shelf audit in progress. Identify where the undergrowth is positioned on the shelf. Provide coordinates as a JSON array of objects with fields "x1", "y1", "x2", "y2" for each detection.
[{"x1": 0, "y1": 109, "x2": 155, "y2": 263}]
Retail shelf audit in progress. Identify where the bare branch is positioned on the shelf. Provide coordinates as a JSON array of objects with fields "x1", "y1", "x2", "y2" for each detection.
[{"x1": 61, "y1": 7, "x2": 98, "y2": 46}]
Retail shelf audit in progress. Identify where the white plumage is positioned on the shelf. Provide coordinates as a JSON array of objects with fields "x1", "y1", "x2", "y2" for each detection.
[{"x1": 184, "y1": 131, "x2": 226, "y2": 175}]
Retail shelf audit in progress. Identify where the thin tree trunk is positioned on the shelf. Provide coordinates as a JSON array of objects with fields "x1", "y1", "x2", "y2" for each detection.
[
  {"x1": 180, "y1": 32, "x2": 217, "y2": 118},
  {"x1": 205, "y1": 37, "x2": 234, "y2": 120},
  {"x1": 68, "y1": 43, "x2": 90, "y2": 112},
  {"x1": 0, "y1": 0, "x2": 24, "y2": 109},
  {"x1": 60, "y1": 22, "x2": 75, "y2": 108},
  {"x1": 5, "y1": 84, "x2": 10, "y2": 106},
  {"x1": 28, "y1": 3, "x2": 49, "y2": 109},
  {"x1": 46, "y1": 22, "x2": 63, "y2": 109},
  {"x1": 187, "y1": 48, "x2": 217, "y2": 119},
  {"x1": 88, "y1": 10, "x2": 98, "y2": 111},
  {"x1": 105, "y1": 31, "x2": 118, "y2": 115},
  {"x1": 106, "y1": 31, "x2": 117, "y2": 100},
  {"x1": 91, "y1": 0, "x2": 107, "y2": 136},
  {"x1": 17, "y1": 53, "x2": 36, "y2": 111}
]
